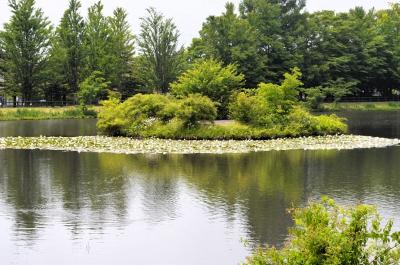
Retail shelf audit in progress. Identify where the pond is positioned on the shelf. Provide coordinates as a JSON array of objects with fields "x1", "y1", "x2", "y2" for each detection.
[{"x1": 0, "y1": 111, "x2": 399, "y2": 265}]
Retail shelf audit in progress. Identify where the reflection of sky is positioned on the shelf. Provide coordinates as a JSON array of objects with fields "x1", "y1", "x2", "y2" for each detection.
[
  {"x1": 1, "y1": 141, "x2": 400, "y2": 264},
  {"x1": 0, "y1": 175, "x2": 250, "y2": 265}
]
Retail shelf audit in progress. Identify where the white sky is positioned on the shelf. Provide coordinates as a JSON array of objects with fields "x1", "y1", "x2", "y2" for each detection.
[{"x1": 0, "y1": 0, "x2": 393, "y2": 46}]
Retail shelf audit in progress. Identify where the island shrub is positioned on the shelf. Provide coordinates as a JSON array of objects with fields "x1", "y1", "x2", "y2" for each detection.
[
  {"x1": 229, "y1": 68, "x2": 347, "y2": 135},
  {"x1": 171, "y1": 59, "x2": 245, "y2": 118},
  {"x1": 245, "y1": 197, "x2": 400, "y2": 265},
  {"x1": 98, "y1": 68, "x2": 347, "y2": 139},
  {"x1": 97, "y1": 93, "x2": 218, "y2": 137},
  {"x1": 176, "y1": 94, "x2": 218, "y2": 127}
]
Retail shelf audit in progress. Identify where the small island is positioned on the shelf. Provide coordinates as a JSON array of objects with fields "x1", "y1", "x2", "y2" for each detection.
[{"x1": 96, "y1": 65, "x2": 347, "y2": 140}]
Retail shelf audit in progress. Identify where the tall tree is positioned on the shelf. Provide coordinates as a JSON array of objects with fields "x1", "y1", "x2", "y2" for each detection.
[
  {"x1": 189, "y1": 3, "x2": 265, "y2": 88},
  {"x1": 107, "y1": 7, "x2": 135, "y2": 96},
  {"x1": 55, "y1": 0, "x2": 85, "y2": 98},
  {"x1": 239, "y1": 0, "x2": 307, "y2": 83},
  {"x1": 137, "y1": 7, "x2": 182, "y2": 93},
  {"x1": 302, "y1": 8, "x2": 398, "y2": 97},
  {"x1": 84, "y1": 1, "x2": 109, "y2": 77},
  {"x1": 0, "y1": 0, "x2": 52, "y2": 103}
]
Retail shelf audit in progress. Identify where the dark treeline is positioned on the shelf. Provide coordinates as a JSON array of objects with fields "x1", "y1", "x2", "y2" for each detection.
[{"x1": 0, "y1": 0, "x2": 400, "y2": 104}]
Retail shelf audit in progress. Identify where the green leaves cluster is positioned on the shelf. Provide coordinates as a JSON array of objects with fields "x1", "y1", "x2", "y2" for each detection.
[
  {"x1": 245, "y1": 197, "x2": 400, "y2": 265},
  {"x1": 0, "y1": 0, "x2": 52, "y2": 102},
  {"x1": 229, "y1": 68, "x2": 301, "y2": 126},
  {"x1": 2, "y1": 0, "x2": 399, "y2": 106},
  {"x1": 171, "y1": 59, "x2": 244, "y2": 118},
  {"x1": 137, "y1": 8, "x2": 182, "y2": 94},
  {"x1": 0, "y1": 0, "x2": 138, "y2": 104},
  {"x1": 229, "y1": 68, "x2": 346, "y2": 134},
  {"x1": 78, "y1": 71, "x2": 109, "y2": 105},
  {"x1": 97, "y1": 93, "x2": 217, "y2": 136}
]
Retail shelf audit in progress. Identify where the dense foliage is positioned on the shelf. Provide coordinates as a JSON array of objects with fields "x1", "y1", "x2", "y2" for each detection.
[
  {"x1": 245, "y1": 197, "x2": 400, "y2": 265},
  {"x1": 78, "y1": 71, "x2": 109, "y2": 105},
  {"x1": 98, "y1": 68, "x2": 346, "y2": 139},
  {"x1": 171, "y1": 59, "x2": 244, "y2": 118},
  {"x1": 97, "y1": 93, "x2": 218, "y2": 137},
  {"x1": 1, "y1": 0, "x2": 400, "y2": 105},
  {"x1": 229, "y1": 68, "x2": 346, "y2": 134}
]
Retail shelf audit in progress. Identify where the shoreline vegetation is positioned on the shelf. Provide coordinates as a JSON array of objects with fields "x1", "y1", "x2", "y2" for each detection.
[
  {"x1": 0, "y1": 135, "x2": 398, "y2": 154},
  {"x1": 0, "y1": 106, "x2": 98, "y2": 121}
]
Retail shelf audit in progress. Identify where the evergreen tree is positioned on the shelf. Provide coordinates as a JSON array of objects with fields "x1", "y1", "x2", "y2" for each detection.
[
  {"x1": 107, "y1": 7, "x2": 135, "y2": 96},
  {"x1": 0, "y1": 0, "x2": 52, "y2": 103},
  {"x1": 55, "y1": 0, "x2": 85, "y2": 98},
  {"x1": 84, "y1": 1, "x2": 109, "y2": 77},
  {"x1": 137, "y1": 7, "x2": 182, "y2": 93}
]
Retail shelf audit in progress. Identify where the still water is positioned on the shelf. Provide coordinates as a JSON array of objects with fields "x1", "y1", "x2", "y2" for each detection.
[{"x1": 0, "y1": 112, "x2": 399, "y2": 265}]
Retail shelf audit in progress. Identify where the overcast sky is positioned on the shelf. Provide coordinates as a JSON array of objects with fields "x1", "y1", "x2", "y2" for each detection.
[{"x1": 0, "y1": 0, "x2": 392, "y2": 45}]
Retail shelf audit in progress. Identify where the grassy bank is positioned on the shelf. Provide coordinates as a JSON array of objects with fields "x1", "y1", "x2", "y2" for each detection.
[
  {"x1": 322, "y1": 101, "x2": 400, "y2": 111},
  {"x1": 0, "y1": 106, "x2": 98, "y2": 121}
]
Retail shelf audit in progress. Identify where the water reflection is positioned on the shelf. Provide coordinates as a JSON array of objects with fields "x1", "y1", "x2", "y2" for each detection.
[
  {"x1": 0, "y1": 119, "x2": 97, "y2": 137},
  {"x1": 1, "y1": 147, "x2": 400, "y2": 265},
  {"x1": 336, "y1": 110, "x2": 400, "y2": 138}
]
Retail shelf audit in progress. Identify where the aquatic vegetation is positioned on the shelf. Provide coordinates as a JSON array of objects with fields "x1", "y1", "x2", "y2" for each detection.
[{"x1": 0, "y1": 135, "x2": 398, "y2": 154}]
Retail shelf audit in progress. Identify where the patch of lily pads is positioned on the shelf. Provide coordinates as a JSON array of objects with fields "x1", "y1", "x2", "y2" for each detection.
[{"x1": 0, "y1": 135, "x2": 399, "y2": 154}]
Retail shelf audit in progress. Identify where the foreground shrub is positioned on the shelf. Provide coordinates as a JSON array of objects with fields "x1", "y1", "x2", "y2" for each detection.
[{"x1": 245, "y1": 197, "x2": 400, "y2": 265}]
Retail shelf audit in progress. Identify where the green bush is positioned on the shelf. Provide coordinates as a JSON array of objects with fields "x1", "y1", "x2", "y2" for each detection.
[
  {"x1": 229, "y1": 91, "x2": 260, "y2": 124},
  {"x1": 171, "y1": 59, "x2": 244, "y2": 118},
  {"x1": 176, "y1": 94, "x2": 218, "y2": 127},
  {"x1": 97, "y1": 93, "x2": 218, "y2": 136},
  {"x1": 229, "y1": 68, "x2": 303, "y2": 127},
  {"x1": 245, "y1": 197, "x2": 400, "y2": 265},
  {"x1": 98, "y1": 69, "x2": 347, "y2": 139},
  {"x1": 228, "y1": 69, "x2": 347, "y2": 135}
]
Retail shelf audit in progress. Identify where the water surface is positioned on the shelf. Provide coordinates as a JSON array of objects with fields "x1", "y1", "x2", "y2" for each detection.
[
  {"x1": 0, "y1": 119, "x2": 97, "y2": 137},
  {"x1": 0, "y1": 112, "x2": 400, "y2": 265}
]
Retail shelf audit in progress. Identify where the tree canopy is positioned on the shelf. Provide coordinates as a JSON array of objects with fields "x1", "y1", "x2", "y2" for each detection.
[{"x1": 1, "y1": 0, "x2": 400, "y2": 103}]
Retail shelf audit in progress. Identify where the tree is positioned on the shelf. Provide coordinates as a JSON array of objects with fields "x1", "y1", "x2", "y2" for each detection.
[
  {"x1": 107, "y1": 7, "x2": 135, "y2": 96},
  {"x1": 171, "y1": 59, "x2": 245, "y2": 118},
  {"x1": 137, "y1": 7, "x2": 182, "y2": 93},
  {"x1": 84, "y1": 1, "x2": 109, "y2": 77},
  {"x1": 188, "y1": 3, "x2": 265, "y2": 88},
  {"x1": 54, "y1": 0, "x2": 85, "y2": 98},
  {"x1": 78, "y1": 70, "x2": 109, "y2": 105},
  {"x1": 0, "y1": 0, "x2": 52, "y2": 103},
  {"x1": 302, "y1": 8, "x2": 398, "y2": 97},
  {"x1": 239, "y1": 0, "x2": 307, "y2": 83}
]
